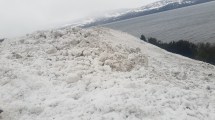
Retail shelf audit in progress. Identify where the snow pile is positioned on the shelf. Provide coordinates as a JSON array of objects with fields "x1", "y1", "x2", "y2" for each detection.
[{"x1": 0, "y1": 27, "x2": 215, "y2": 120}]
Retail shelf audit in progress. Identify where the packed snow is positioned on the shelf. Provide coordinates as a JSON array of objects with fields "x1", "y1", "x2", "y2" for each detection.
[{"x1": 0, "y1": 27, "x2": 215, "y2": 120}]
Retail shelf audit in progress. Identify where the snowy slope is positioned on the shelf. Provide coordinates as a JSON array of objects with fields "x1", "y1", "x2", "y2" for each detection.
[
  {"x1": 0, "y1": 27, "x2": 215, "y2": 120},
  {"x1": 137, "y1": 0, "x2": 190, "y2": 11}
]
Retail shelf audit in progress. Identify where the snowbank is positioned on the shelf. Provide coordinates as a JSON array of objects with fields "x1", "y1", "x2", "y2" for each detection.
[{"x1": 0, "y1": 27, "x2": 215, "y2": 120}]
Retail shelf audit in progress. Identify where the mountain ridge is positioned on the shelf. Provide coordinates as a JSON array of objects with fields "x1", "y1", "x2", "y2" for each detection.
[{"x1": 79, "y1": 0, "x2": 214, "y2": 27}]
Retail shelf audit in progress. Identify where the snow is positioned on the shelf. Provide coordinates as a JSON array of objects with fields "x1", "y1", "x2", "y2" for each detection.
[{"x1": 0, "y1": 27, "x2": 215, "y2": 120}]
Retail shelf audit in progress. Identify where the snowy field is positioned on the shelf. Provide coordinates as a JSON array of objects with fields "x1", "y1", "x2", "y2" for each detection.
[{"x1": 0, "y1": 27, "x2": 215, "y2": 120}]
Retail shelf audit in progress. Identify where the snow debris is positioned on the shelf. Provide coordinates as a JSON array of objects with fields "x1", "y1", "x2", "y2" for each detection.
[{"x1": 0, "y1": 27, "x2": 215, "y2": 120}]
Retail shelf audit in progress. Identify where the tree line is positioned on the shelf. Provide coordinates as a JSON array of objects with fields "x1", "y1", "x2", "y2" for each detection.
[{"x1": 140, "y1": 35, "x2": 215, "y2": 65}]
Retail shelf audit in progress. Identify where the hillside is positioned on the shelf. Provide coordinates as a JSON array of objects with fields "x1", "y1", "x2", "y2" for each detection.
[
  {"x1": 104, "y1": 1, "x2": 215, "y2": 43},
  {"x1": 0, "y1": 27, "x2": 215, "y2": 120}
]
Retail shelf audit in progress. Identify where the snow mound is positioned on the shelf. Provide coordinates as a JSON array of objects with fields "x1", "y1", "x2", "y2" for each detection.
[
  {"x1": 0, "y1": 27, "x2": 215, "y2": 120},
  {"x1": 13, "y1": 27, "x2": 147, "y2": 72}
]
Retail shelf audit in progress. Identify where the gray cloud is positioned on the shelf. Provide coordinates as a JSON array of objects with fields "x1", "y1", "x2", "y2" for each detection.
[{"x1": 0, "y1": 0, "x2": 158, "y2": 38}]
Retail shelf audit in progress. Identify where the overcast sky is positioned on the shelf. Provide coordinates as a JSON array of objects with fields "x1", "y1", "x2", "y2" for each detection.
[{"x1": 0, "y1": 0, "x2": 159, "y2": 38}]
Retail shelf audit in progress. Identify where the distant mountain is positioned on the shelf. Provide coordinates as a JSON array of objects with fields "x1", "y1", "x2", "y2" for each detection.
[{"x1": 80, "y1": 0, "x2": 214, "y2": 27}]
